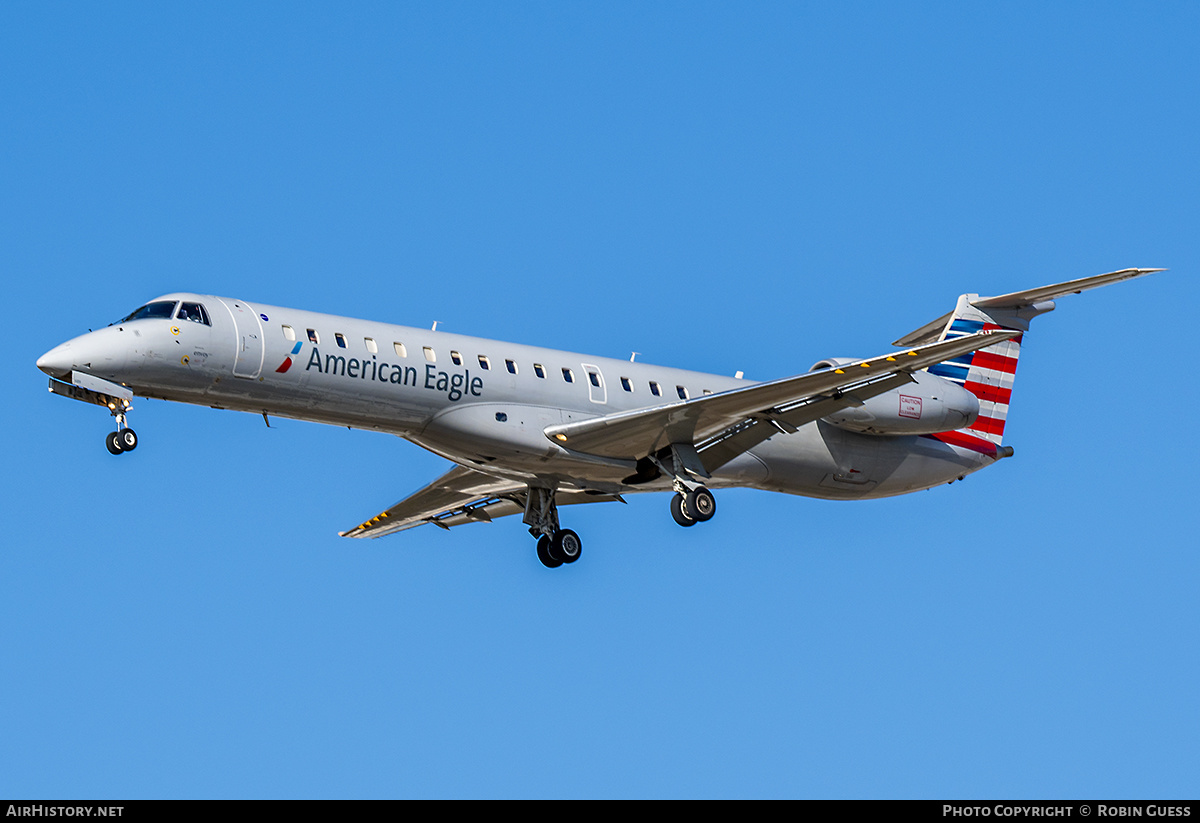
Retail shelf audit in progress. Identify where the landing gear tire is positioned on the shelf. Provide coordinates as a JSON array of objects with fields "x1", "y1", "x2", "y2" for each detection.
[
  {"x1": 551, "y1": 529, "x2": 582, "y2": 564},
  {"x1": 685, "y1": 487, "x2": 716, "y2": 522},
  {"x1": 117, "y1": 429, "x2": 138, "y2": 452},
  {"x1": 537, "y1": 535, "x2": 562, "y2": 568},
  {"x1": 105, "y1": 431, "x2": 124, "y2": 455},
  {"x1": 671, "y1": 494, "x2": 696, "y2": 527}
]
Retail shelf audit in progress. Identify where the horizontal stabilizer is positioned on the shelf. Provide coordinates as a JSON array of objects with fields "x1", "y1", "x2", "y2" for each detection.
[
  {"x1": 971, "y1": 268, "x2": 1165, "y2": 309},
  {"x1": 894, "y1": 268, "x2": 1166, "y2": 346}
]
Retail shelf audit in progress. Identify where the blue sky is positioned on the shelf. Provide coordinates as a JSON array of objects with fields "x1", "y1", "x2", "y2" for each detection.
[{"x1": 3, "y1": 2, "x2": 1198, "y2": 798}]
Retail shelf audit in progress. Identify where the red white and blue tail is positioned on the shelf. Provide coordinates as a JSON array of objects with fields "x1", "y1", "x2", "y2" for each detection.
[
  {"x1": 894, "y1": 269, "x2": 1164, "y2": 456},
  {"x1": 926, "y1": 297, "x2": 1024, "y2": 450}
]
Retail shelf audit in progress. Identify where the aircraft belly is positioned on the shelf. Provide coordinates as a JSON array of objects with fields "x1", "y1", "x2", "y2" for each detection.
[
  {"x1": 748, "y1": 420, "x2": 988, "y2": 500},
  {"x1": 416, "y1": 402, "x2": 569, "y2": 462},
  {"x1": 711, "y1": 451, "x2": 769, "y2": 484}
]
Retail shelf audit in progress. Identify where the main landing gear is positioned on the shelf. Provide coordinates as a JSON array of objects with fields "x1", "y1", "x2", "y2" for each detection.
[
  {"x1": 535, "y1": 529, "x2": 582, "y2": 569},
  {"x1": 525, "y1": 486, "x2": 583, "y2": 569},
  {"x1": 103, "y1": 405, "x2": 138, "y2": 455},
  {"x1": 670, "y1": 485, "x2": 717, "y2": 528}
]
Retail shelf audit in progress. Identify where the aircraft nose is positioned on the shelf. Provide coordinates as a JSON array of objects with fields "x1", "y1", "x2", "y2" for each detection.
[
  {"x1": 37, "y1": 328, "x2": 127, "y2": 379},
  {"x1": 37, "y1": 343, "x2": 74, "y2": 378}
]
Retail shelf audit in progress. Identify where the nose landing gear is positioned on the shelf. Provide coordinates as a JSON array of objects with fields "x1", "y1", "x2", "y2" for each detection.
[{"x1": 104, "y1": 405, "x2": 138, "y2": 455}]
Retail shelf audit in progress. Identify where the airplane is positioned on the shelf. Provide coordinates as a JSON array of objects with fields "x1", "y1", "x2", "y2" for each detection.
[{"x1": 36, "y1": 267, "x2": 1163, "y2": 568}]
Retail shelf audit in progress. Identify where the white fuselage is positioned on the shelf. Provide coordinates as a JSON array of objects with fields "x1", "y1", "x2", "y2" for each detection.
[{"x1": 37, "y1": 293, "x2": 992, "y2": 501}]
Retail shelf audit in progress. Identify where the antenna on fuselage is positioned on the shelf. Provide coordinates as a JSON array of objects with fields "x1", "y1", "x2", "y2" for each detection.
[
  {"x1": 630, "y1": 352, "x2": 640, "y2": 362},
  {"x1": 431, "y1": 321, "x2": 442, "y2": 331}
]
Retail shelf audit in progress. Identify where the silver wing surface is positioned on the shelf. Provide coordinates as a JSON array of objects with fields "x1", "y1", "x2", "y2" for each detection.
[
  {"x1": 340, "y1": 465, "x2": 624, "y2": 539},
  {"x1": 543, "y1": 329, "x2": 1020, "y2": 464}
]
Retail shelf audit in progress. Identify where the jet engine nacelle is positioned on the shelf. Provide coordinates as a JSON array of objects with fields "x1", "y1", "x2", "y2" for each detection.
[{"x1": 808, "y1": 358, "x2": 980, "y2": 436}]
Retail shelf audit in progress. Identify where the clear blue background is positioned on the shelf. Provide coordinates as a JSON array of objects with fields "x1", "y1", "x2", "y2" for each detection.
[{"x1": 3, "y1": 2, "x2": 1197, "y2": 799}]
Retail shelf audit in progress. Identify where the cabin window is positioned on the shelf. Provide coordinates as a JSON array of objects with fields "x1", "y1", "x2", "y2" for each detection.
[
  {"x1": 335, "y1": 333, "x2": 347, "y2": 349},
  {"x1": 588, "y1": 371, "x2": 601, "y2": 388},
  {"x1": 478, "y1": 355, "x2": 491, "y2": 370},
  {"x1": 308, "y1": 329, "x2": 320, "y2": 344},
  {"x1": 677, "y1": 386, "x2": 689, "y2": 400},
  {"x1": 393, "y1": 342, "x2": 407, "y2": 358},
  {"x1": 282, "y1": 325, "x2": 296, "y2": 341},
  {"x1": 506, "y1": 359, "x2": 518, "y2": 375},
  {"x1": 534, "y1": 363, "x2": 546, "y2": 378},
  {"x1": 364, "y1": 337, "x2": 378, "y2": 354},
  {"x1": 562, "y1": 368, "x2": 574, "y2": 383},
  {"x1": 176, "y1": 303, "x2": 211, "y2": 326},
  {"x1": 423, "y1": 346, "x2": 436, "y2": 363},
  {"x1": 451, "y1": 351, "x2": 463, "y2": 366},
  {"x1": 621, "y1": 377, "x2": 633, "y2": 392},
  {"x1": 649, "y1": 381, "x2": 661, "y2": 396}
]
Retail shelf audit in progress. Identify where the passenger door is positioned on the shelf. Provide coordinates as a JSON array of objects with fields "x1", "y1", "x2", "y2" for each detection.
[
  {"x1": 216, "y1": 298, "x2": 265, "y2": 379},
  {"x1": 581, "y1": 363, "x2": 607, "y2": 405}
]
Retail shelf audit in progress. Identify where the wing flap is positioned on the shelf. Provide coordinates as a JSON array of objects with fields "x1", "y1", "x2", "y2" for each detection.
[{"x1": 545, "y1": 329, "x2": 1019, "y2": 460}]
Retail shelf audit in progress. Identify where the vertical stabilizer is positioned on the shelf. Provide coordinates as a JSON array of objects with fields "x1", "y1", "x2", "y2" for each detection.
[
  {"x1": 893, "y1": 270, "x2": 1166, "y2": 455},
  {"x1": 925, "y1": 295, "x2": 1051, "y2": 449}
]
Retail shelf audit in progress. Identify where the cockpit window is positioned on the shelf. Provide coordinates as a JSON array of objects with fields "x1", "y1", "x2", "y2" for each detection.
[
  {"x1": 176, "y1": 302, "x2": 211, "y2": 326},
  {"x1": 119, "y1": 301, "x2": 177, "y2": 324}
]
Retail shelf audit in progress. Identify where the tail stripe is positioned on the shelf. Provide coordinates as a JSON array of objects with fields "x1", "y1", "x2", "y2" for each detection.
[
  {"x1": 968, "y1": 414, "x2": 1007, "y2": 437},
  {"x1": 971, "y1": 350, "x2": 1020, "y2": 374},
  {"x1": 928, "y1": 304, "x2": 1025, "y2": 447},
  {"x1": 964, "y1": 381, "x2": 1012, "y2": 405},
  {"x1": 922, "y1": 430, "x2": 999, "y2": 456}
]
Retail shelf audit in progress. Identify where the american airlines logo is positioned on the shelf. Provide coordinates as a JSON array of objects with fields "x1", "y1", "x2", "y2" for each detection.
[{"x1": 276, "y1": 344, "x2": 484, "y2": 402}]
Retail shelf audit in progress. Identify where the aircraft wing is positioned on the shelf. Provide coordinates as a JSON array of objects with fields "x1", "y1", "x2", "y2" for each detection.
[
  {"x1": 340, "y1": 465, "x2": 624, "y2": 538},
  {"x1": 543, "y1": 329, "x2": 1020, "y2": 463}
]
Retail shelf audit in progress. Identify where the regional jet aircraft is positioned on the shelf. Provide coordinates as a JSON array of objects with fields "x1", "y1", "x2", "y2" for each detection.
[{"x1": 36, "y1": 268, "x2": 1161, "y2": 567}]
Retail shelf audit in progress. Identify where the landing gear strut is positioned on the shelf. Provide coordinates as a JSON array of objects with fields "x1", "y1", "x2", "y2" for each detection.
[
  {"x1": 105, "y1": 406, "x2": 137, "y2": 455},
  {"x1": 525, "y1": 486, "x2": 583, "y2": 568}
]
